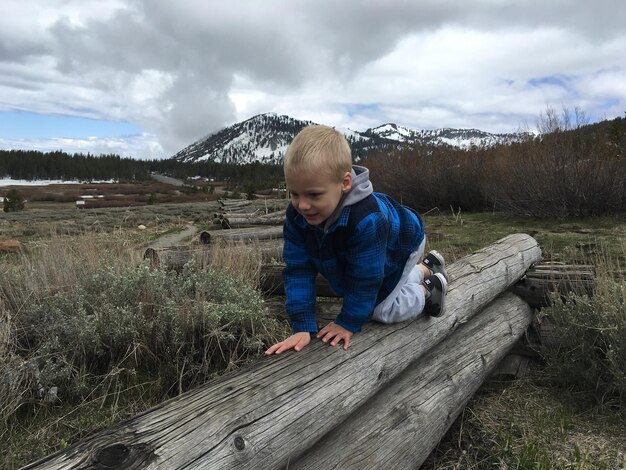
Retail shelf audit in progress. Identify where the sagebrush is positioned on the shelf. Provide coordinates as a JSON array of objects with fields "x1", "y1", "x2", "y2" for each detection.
[{"x1": 0, "y1": 242, "x2": 288, "y2": 423}]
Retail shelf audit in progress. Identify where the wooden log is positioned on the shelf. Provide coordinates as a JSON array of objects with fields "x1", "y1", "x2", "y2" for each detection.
[
  {"x1": 511, "y1": 262, "x2": 595, "y2": 307},
  {"x1": 213, "y1": 211, "x2": 261, "y2": 219},
  {"x1": 27, "y1": 234, "x2": 540, "y2": 470},
  {"x1": 218, "y1": 199, "x2": 251, "y2": 208},
  {"x1": 199, "y1": 227, "x2": 283, "y2": 244},
  {"x1": 262, "y1": 260, "x2": 592, "y2": 308},
  {"x1": 221, "y1": 215, "x2": 284, "y2": 229},
  {"x1": 219, "y1": 198, "x2": 251, "y2": 204},
  {"x1": 145, "y1": 242, "x2": 282, "y2": 270},
  {"x1": 260, "y1": 264, "x2": 336, "y2": 297},
  {"x1": 291, "y1": 292, "x2": 533, "y2": 469},
  {"x1": 214, "y1": 210, "x2": 285, "y2": 221},
  {"x1": 143, "y1": 246, "x2": 203, "y2": 271}
]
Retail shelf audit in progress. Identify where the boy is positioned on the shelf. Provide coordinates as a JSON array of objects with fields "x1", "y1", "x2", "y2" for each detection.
[{"x1": 265, "y1": 125, "x2": 447, "y2": 355}]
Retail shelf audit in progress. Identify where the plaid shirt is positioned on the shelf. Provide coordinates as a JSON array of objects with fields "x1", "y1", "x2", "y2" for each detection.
[{"x1": 282, "y1": 192, "x2": 424, "y2": 333}]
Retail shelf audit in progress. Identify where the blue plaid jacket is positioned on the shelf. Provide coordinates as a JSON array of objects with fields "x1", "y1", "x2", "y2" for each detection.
[{"x1": 282, "y1": 192, "x2": 424, "y2": 333}]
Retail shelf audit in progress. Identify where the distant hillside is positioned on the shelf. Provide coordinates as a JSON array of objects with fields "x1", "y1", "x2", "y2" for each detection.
[{"x1": 171, "y1": 112, "x2": 531, "y2": 165}]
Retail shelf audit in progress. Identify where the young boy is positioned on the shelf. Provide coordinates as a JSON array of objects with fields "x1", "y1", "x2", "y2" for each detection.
[{"x1": 265, "y1": 125, "x2": 447, "y2": 355}]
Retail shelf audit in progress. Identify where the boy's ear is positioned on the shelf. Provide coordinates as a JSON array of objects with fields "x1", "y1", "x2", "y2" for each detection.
[{"x1": 341, "y1": 171, "x2": 352, "y2": 193}]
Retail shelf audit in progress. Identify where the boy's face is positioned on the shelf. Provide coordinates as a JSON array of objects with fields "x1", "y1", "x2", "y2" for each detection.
[{"x1": 285, "y1": 167, "x2": 352, "y2": 226}]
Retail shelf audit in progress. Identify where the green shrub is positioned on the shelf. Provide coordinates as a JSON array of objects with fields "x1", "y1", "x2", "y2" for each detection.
[
  {"x1": 3, "y1": 188, "x2": 25, "y2": 212},
  {"x1": 1, "y1": 260, "x2": 288, "y2": 420},
  {"x1": 539, "y1": 278, "x2": 626, "y2": 407}
]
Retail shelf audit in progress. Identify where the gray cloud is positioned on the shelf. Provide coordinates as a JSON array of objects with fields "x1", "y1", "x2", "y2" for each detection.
[{"x1": 1, "y1": 0, "x2": 625, "y2": 157}]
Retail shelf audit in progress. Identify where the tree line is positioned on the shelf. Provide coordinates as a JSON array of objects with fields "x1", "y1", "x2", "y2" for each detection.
[
  {"x1": 0, "y1": 150, "x2": 151, "y2": 182},
  {"x1": 0, "y1": 149, "x2": 284, "y2": 189},
  {"x1": 364, "y1": 111, "x2": 626, "y2": 218}
]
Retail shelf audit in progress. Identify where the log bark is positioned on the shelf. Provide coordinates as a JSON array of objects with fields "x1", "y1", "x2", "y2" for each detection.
[
  {"x1": 291, "y1": 293, "x2": 533, "y2": 469},
  {"x1": 144, "y1": 241, "x2": 282, "y2": 270},
  {"x1": 262, "y1": 260, "x2": 588, "y2": 308},
  {"x1": 220, "y1": 216, "x2": 284, "y2": 229},
  {"x1": 214, "y1": 210, "x2": 285, "y2": 219},
  {"x1": 143, "y1": 246, "x2": 202, "y2": 271},
  {"x1": 200, "y1": 227, "x2": 283, "y2": 244},
  {"x1": 213, "y1": 211, "x2": 260, "y2": 219},
  {"x1": 27, "y1": 234, "x2": 540, "y2": 470},
  {"x1": 218, "y1": 199, "x2": 251, "y2": 208},
  {"x1": 260, "y1": 265, "x2": 335, "y2": 297}
]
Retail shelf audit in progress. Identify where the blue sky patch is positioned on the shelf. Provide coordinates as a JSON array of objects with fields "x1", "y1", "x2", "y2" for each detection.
[
  {"x1": 344, "y1": 103, "x2": 379, "y2": 118},
  {"x1": 0, "y1": 111, "x2": 143, "y2": 139},
  {"x1": 527, "y1": 75, "x2": 570, "y2": 89}
]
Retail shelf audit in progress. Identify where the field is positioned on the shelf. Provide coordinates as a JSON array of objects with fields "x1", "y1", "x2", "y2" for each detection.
[{"x1": 1, "y1": 187, "x2": 625, "y2": 468}]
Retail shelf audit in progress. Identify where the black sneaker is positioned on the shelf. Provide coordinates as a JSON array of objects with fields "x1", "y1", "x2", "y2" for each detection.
[
  {"x1": 422, "y1": 250, "x2": 449, "y2": 282},
  {"x1": 423, "y1": 273, "x2": 447, "y2": 317}
]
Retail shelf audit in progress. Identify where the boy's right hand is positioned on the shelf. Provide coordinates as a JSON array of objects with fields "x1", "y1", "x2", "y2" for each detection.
[{"x1": 265, "y1": 332, "x2": 311, "y2": 355}]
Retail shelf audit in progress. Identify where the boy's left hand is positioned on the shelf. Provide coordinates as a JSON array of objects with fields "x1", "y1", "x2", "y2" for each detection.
[{"x1": 317, "y1": 322, "x2": 353, "y2": 350}]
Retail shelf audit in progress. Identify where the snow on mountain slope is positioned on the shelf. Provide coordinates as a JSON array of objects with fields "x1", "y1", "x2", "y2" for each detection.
[{"x1": 172, "y1": 113, "x2": 529, "y2": 164}]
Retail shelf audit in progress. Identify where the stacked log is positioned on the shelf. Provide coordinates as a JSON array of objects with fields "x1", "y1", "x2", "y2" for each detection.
[
  {"x1": 218, "y1": 199, "x2": 252, "y2": 210},
  {"x1": 292, "y1": 293, "x2": 532, "y2": 469},
  {"x1": 262, "y1": 260, "x2": 595, "y2": 306},
  {"x1": 27, "y1": 234, "x2": 541, "y2": 469},
  {"x1": 213, "y1": 199, "x2": 286, "y2": 228},
  {"x1": 511, "y1": 261, "x2": 595, "y2": 307}
]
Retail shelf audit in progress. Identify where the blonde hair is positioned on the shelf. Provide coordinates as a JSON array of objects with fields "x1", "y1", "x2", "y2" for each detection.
[{"x1": 284, "y1": 125, "x2": 352, "y2": 181}]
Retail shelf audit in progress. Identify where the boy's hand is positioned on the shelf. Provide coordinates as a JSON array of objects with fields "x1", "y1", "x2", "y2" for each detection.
[
  {"x1": 317, "y1": 322, "x2": 353, "y2": 350},
  {"x1": 265, "y1": 332, "x2": 311, "y2": 355}
]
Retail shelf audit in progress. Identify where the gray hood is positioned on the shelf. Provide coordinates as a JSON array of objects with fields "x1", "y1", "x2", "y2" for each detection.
[{"x1": 322, "y1": 165, "x2": 373, "y2": 231}]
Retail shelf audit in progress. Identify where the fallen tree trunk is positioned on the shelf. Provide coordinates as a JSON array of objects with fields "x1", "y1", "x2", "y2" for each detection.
[
  {"x1": 214, "y1": 210, "x2": 285, "y2": 219},
  {"x1": 220, "y1": 215, "x2": 284, "y2": 229},
  {"x1": 145, "y1": 242, "x2": 282, "y2": 270},
  {"x1": 261, "y1": 260, "x2": 589, "y2": 307},
  {"x1": 143, "y1": 246, "x2": 203, "y2": 271},
  {"x1": 260, "y1": 265, "x2": 335, "y2": 296},
  {"x1": 199, "y1": 227, "x2": 283, "y2": 244},
  {"x1": 212, "y1": 211, "x2": 261, "y2": 219},
  {"x1": 292, "y1": 292, "x2": 533, "y2": 469},
  {"x1": 218, "y1": 199, "x2": 251, "y2": 208},
  {"x1": 27, "y1": 234, "x2": 540, "y2": 470}
]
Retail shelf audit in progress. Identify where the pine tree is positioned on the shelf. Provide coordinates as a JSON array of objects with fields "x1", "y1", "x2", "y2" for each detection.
[{"x1": 3, "y1": 188, "x2": 25, "y2": 212}]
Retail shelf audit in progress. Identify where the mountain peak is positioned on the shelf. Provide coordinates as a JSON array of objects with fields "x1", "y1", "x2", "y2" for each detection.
[{"x1": 172, "y1": 114, "x2": 528, "y2": 164}]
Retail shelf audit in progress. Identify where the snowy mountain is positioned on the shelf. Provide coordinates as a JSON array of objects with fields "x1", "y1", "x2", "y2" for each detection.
[
  {"x1": 171, "y1": 113, "x2": 528, "y2": 164},
  {"x1": 365, "y1": 123, "x2": 528, "y2": 149}
]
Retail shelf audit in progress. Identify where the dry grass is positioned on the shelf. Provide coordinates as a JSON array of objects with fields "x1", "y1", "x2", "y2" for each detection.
[
  {"x1": 2, "y1": 201, "x2": 625, "y2": 468},
  {"x1": 0, "y1": 226, "x2": 289, "y2": 468},
  {"x1": 207, "y1": 238, "x2": 265, "y2": 288},
  {"x1": 424, "y1": 378, "x2": 625, "y2": 469}
]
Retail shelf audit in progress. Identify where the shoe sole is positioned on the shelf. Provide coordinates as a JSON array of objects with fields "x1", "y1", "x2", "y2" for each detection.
[{"x1": 428, "y1": 273, "x2": 448, "y2": 317}]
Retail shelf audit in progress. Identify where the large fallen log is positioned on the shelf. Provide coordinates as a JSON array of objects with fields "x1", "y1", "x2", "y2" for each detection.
[
  {"x1": 292, "y1": 292, "x2": 533, "y2": 469},
  {"x1": 27, "y1": 234, "x2": 540, "y2": 470},
  {"x1": 261, "y1": 260, "x2": 592, "y2": 307}
]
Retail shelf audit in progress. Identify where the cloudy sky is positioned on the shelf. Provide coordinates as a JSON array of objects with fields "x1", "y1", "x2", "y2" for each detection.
[{"x1": 1, "y1": 0, "x2": 625, "y2": 159}]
